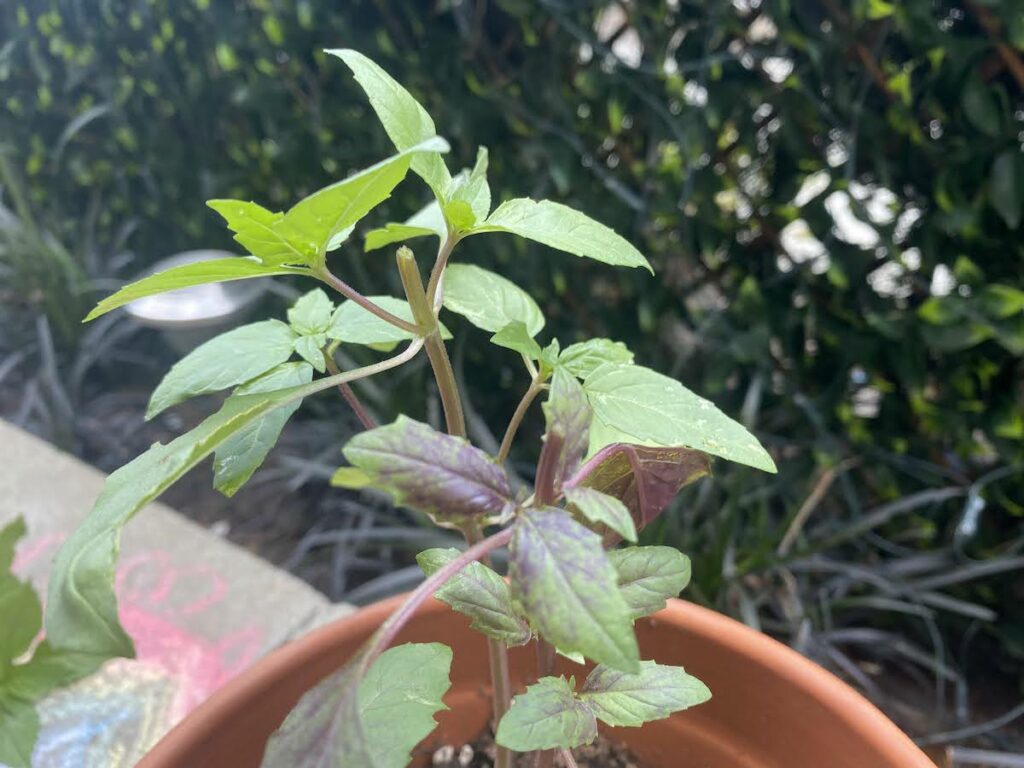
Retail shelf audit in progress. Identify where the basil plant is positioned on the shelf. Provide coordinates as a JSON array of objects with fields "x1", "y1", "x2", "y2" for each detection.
[{"x1": 41, "y1": 50, "x2": 777, "y2": 768}]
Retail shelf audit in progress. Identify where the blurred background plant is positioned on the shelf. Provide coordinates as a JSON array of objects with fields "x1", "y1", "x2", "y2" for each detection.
[{"x1": 1, "y1": 0, "x2": 1022, "y2": 761}]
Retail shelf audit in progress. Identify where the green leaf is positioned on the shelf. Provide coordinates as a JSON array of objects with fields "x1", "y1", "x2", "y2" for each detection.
[
  {"x1": 0, "y1": 517, "x2": 25, "y2": 574},
  {"x1": 490, "y1": 322, "x2": 542, "y2": 360},
  {"x1": 443, "y1": 264, "x2": 545, "y2": 336},
  {"x1": 326, "y1": 296, "x2": 451, "y2": 349},
  {"x1": 263, "y1": 643, "x2": 452, "y2": 768},
  {"x1": 962, "y1": 77, "x2": 1002, "y2": 138},
  {"x1": 416, "y1": 548, "x2": 531, "y2": 646},
  {"x1": 495, "y1": 676, "x2": 596, "y2": 751},
  {"x1": 448, "y1": 147, "x2": 491, "y2": 224},
  {"x1": 990, "y1": 150, "x2": 1022, "y2": 229},
  {"x1": 364, "y1": 200, "x2": 446, "y2": 253},
  {"x1": 286, "y1": 137, "x2": 449, "y2": 259},
  {"x1": 608, "y1": 546, "x2": 691, "y2": 619},
  {"x1": 293, "y1": 334, "x2": 327, "y2": 372},
  {"x1": 287, "y1": 289, "x2": 334, "y2": 334},
  {"x1": 46, "y1": 379, "x2": 322, "y2": 659},
  {"x1": 510, "y1": 507, "x2": 639, "y2": 672},
  {"x1": 329, "y1": 49, "x2": 453, "y2": 199},
  {"x1": 476, "y1": 199, "x2": 652, "y2": 272},
  {"x1": 84, "y1": 258, "x2": 305, "y2": 322},
  {"x1": 0, "y1": 519, "x2": 37, "y2": 665},
  {"x1": 213, "y1": 362, "x2": 314, "y2": 496},
  {"x1": 146, "y1": 320, "x2": 298, "y2": 419},
  {"x1": 558, "y1": 338, "x2": 634, "y2": 379},
  {"x1": 0, "y1": 698, "x2": 38, "y2": 768},
  {"x1": 579, "y1": 661, "x2": 710, "y2": 727},
  {"x1": 326, "y1": 224, "x2": 355, "y2": 252},
  {"x1": 342, "y1": 416, "x2": 514, "y2": 527},
  {"x1": 584, "y1": 363, "x2": 776, "y2": 473},
  {"x1": 563, "y1": 486, "x2": 637, "y2": 543},
  {"x1": 207, "y1": 200, "x2": 317, "y2": 266},
  {"x1": 442, "y1": 199, "x2": 476, "y2": 231}
]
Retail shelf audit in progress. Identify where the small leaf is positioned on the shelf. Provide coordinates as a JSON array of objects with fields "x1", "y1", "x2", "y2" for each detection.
[
  {"x1": 477, "y1": 199, "x2": 652, "y2": 272},
  {"x1": 263, "y1": 643, "x2": 452, "y2": 768},
  {"x1": 293, "y1": 335, "x2": 328, "y2": 372},
  {"x1": 327, "y1": 296, "x2": 451, "y2": 348},
  {"x1": 990, "y1": 150, "x2": 1022, "y2": 229},
  {"x1": 0, "y1": 519, "x2": 38, "y2": 666},
  {"x1": 207, "y1": 200, "x2": 317, "y2": 266},
  {"x1": 495, "y1": 676, "x2": 596, "y2": 751},
  {"x1": 558, "y1": 338, "x2": 634, "y2": 379},
  {"x1": 329, "y1": 49, "x2": 453, "y2": 199},
  {"x1": 563, "y1": 486, "x2": 637, "y2": 543},
  {"x1": 580, "y1": 661, "x2": 710, "y2": 727},
  {"x1": 490, "y1": 322, "x2": 542, "y2": 360},
  {"x1": 584, "y1": 363, "x2": 776, "y2": 473},
  {"x1": 214, "y1": 362, "x2": 314, "y2": 496},
  {"x1": 342, "y1": 416, "x2": 513, "y2": 526},
  {"x1": 84, "y1": 258, "x2": 304, "y2": 322},
  {"x1": 962, "y1": 77, "x2": 1002, "y2": 138},
  {"x1": 442, "y1": 264, "x2": 545, "y2": 336},
  {"x1": 510, "y1": 507, "x2": 639, "y2": 671},
  {"x1": 442, "y1": 199, "x2": 476, "y2": 231},
  {"x1": 448, "y1": 147, "x2": 491, "y2": 224},
  {"x1": 364, "y1": 200, "x2": 446, "y2": 253},
  {"x1": 540, "y1": 368, "x2": 592, "y2": 495},
  {"x1": 568, "y1": 441, "x2": 710, "y2": 531},
  {"x1": 287, "y1": 289, "x2": 334, "y2": 334},
  {"x1": 416, "y1": 548, "x2": 531, "y2": 645},
  {"x1": 147, "y1": 320, "x2": 298, "y2": 419},
  {"x1": 608, "y1": 546, "x2": 691, "y2": 619}
]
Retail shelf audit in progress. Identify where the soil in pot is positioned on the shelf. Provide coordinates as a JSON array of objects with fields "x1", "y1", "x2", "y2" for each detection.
[{"x1": 432, "y1": 731, "x2": 641, "y2": 768}]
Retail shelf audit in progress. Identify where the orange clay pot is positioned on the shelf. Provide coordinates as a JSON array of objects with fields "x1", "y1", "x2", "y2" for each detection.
[{"x1": 139, "y1": 596, "x2": 935, "y2": 768}]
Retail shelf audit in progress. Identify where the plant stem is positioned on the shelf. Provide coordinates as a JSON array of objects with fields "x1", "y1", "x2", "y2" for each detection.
[
  {"x1": 558, "y1": 748, "x2": 579, "y2": 768},
  {"x1": 498, "y1": 376, "x2": 545, "y2": 463},
  {"x1": 324, "y1": 353, "x2": 376, "y2": 430},
  {"x1": 363, "y1": 527, "x2": 514, "y2": 668},
  {"x1": 305, "y1": 340, "x2": 424, "y2": 399},
  {"x1": 426, "y1": 229, "x2": 459, "y2": 310},
  {"x1": 396, "y1": 246, "x2": 466, "y2": 437},
  {"x1": 316, "y1": 265, "x2": 420, "y2": 334},
  {"x1": 533, "y1": 433, "x2": 564, "y2": 507}
]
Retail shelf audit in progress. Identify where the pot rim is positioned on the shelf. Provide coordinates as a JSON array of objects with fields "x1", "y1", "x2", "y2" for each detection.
[{"x1": 140, "y1": 596, "x2": 933, "y2": 767}]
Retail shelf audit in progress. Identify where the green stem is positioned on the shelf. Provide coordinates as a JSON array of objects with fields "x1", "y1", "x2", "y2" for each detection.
[
  {"x1": 316, "y1": 265, "x2": 420, "y2": 334},
  {"x1": 324, "y1": 353, "x2": 376, "y2": 430},
  {"x1": 498, "y1": 376, "x2": 545, "y2": 463}
]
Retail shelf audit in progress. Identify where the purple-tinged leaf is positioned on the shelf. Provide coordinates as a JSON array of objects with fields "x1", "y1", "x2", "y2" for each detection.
[
  {"x1": 567, "y1": 443, "x2": 710, "y2": 531},
  {"x1": 536, "y1": 368, "x2": 591, "y2": 501},
  {"x1": 608, "y1": 546, "x2": 691, "y2": 619},
  {"x1": 342, "y1": 416, "x2": 513, "y2": 527},
  {"x1": 510, "y1": 507, "x2": 638, "y2": 672},
  {"x1": 579, "y1": 661, "x2": 710, "y2": 727},
  {"x1": 263, "y1": 642, "x2": 452, "y2": 768},
  {"x1": 495, "y1": 676, "x2": 596, "y2": 751}
]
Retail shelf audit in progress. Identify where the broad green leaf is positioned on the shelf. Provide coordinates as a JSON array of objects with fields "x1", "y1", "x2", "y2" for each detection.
[
  {"x1": 579, "y1": 661, "x2": 710, "y2": 727},
  {"x1": 416, "y1": 548, "x2": 531, "y2": 645},
  {"x1": 46, "y1": 379, "x2": 323, "y2": 658},
  {"x1": 326, "y1": 224, "x2": 356, "y2": 252},
  {"x1": 364, "y1": 199, "x2": 446, "y2": 253},
  {"x1": 146, "y1": 320, "x2": 297, "y2": 419},
  {"x1": 990, "y1": 150, "x2": 1022, "y2": 229},
  {"x1": 510, "y1": 507, "x2": 639, "y2": 671},
  {"x1": 476, "y1": 199, "x2": 652, "y2": 272},
  {"x1": 207, "y1": 200, "x2": 317, "y2": 266},
  {"x1": 287, "y1": 137, "x2": 449, "y2": 259},
  {"x1": 3, "y1": 642, "x2": 105, "y2": 702},
  {"x1": 263, "y1": 643, "x2": 452, "y2": 768},
  {"x1": 443, "y1": 264, "x2": 545, "y2": 336},
  {"x1": 327, "y1": 296, "x2": 451, "y2": 348},
  {"x1": 490, "y1": 322, "x2": 542, "y2": 360},
  {"x1": 0, "y1": 698, "x2": 38, "y2": 768},
  {"x1": 448, "y1": 147, "x2": 491, "y2": 224},
  {"x1": 83, "y1": 258, "x2": 305, "y2": 322},
  {"x1": 608, "y1": 546, "x2": 691, "y2": 619},
  {"x1": 329, "y1": 49, "x2": 453, "y2": 199},
  {"x1": 584, "y1": 363, "x2": 776, "y2": 473},
  {"x1": 563, "y1": 486, "x2": 637, "y2": 543},
  {"x1": 0, "y1": 519, "x2": 37, "y2": 665},
  {"x1": 342, "y1": 416, "x2": 513, "y2": 527},
  {"x1": 570, "y1": 441, "x2": 710, "y2": 531},
  {"x1": 558, "y1": 338, "x2": 634, "y2": 379},
  {"x1": 287, "y1": 289, "x2": 334, "y2": 334},
  {"x1": 214, "y1": 362, "x2": 314, "y2": 496},
  {"x1": 495, "y1": 676, "x2": 596, "y2": 751},
  {"x1": 540, "y1": 368, "x2": 592, "y2": 494},
  {"x1": 293, "y1": 334, "x2": 328, "y2": 372}
]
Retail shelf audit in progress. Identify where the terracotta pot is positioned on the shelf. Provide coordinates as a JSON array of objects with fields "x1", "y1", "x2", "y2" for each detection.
[{"x1": 140, "y1": 596, "x2": 934, "y2": 768}]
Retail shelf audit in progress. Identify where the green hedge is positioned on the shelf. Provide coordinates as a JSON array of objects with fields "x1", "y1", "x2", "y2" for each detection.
[{"x1": 3, "y1": 0, "x2": 1023, "y2": 680}]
